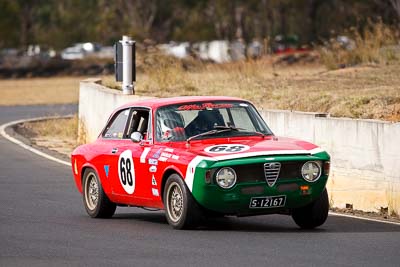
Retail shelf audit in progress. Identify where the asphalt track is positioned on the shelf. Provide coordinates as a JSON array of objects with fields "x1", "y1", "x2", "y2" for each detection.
[{"x1": 1, "y1": 105, "x2": 400, "y2": 267}]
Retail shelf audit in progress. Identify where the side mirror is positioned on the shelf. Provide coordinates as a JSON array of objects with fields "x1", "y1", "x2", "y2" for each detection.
[{"x1": 130, "y1": 132, "x2": 143, "y2": 143}]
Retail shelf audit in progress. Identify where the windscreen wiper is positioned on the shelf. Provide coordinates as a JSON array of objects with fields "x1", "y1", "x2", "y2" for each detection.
[
  {"x1": 186, "y1": 128, "x2": 234, "y2": 143},
  {"x1": 186, "y1": 125, "x2": 267, "y2": 144},
  {"x1": 213, "y1": 125, "x2": 242, "y2": 131},
  {"x1": 215, "y1": 125, "x2": 267, "y2": 138}
]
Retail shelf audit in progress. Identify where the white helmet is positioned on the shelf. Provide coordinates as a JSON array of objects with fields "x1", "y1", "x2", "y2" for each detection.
[{"x1": 158, "y1": 110, "x2": 185, "y2": 140}]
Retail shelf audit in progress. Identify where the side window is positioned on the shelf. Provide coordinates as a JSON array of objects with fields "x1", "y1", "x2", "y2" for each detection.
[
  {"x1": 103, "y1": 109, "x2": 130, "y2": 139},
  {"x1": 126, "y1": 109, "x2": 150, "y2": 139}
]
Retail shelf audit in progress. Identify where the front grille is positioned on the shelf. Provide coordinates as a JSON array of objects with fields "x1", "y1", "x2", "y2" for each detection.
[
  {"x1": 232, "y1": 161, "x2": 305, "y2": 185},
  {"x1": 264, "y1": 162, "x2": 281, "y2": 187}
]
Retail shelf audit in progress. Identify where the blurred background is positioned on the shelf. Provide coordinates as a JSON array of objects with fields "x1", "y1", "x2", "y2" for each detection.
[
  {"x1": 1, "y1": 0, "x2": 399, "y2": 49},
  {"x1": 0, "y1": 0, "x2": 399, "y2": 122},
  {"x1": 0, "y1": 0, "x2": 399, "y2": 198},
  {"x1": 1, "y1": 0, "x2": 399, "y2": 74}
]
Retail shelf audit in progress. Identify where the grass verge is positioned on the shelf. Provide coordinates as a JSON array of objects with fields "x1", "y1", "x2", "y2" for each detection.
[
  {"x1": 319, "y1": 20, "x2": 399, "y2": 69},
  {"x1": 2, "y1": 53, "x2": 399, "y2": 121},
  {"x1": 105, "y1": 59, "x2": 400, "y2": 122},
  {"x1": 0, "y1": 76, "x2": 81, "y2": 106},
  {"x1": 16, "y1": 115, "x2": 79, "y2": 156}
]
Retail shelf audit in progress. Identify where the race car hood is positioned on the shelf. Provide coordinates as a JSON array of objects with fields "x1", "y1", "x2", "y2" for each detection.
[{"x1": 185, "y1": 135, "x2": 321, "y2": 159}]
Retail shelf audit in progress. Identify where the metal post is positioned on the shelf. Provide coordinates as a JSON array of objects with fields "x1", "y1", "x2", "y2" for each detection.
[{"x1": 120, "y1": 35, "x2": 135, "y2": 95}]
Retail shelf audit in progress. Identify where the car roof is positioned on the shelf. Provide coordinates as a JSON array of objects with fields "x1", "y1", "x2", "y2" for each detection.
[{"x1": 118, "y1": 96, "x2": 247, "y2": 110}]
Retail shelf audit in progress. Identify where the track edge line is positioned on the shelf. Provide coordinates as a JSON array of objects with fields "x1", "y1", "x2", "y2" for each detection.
[
  {"x1": 0, "y1": 115, "x2": 73, "y2": 167},
  {"x1": 329, "y1": 211, "x2": 400, "y2": 226}
]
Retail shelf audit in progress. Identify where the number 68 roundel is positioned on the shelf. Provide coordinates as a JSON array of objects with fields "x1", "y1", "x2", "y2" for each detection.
[
  {"x1": 204, "y1": 144, "x2": 250, "y2": 154},
  {"x1": 118, "y1": 150, "x2": 135, "y2": 194}
]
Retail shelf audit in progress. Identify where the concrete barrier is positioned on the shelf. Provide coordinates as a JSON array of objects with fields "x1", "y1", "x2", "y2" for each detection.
[
  {"x1": 78, "y1": 78, "x2": 154, "y2": 143},
  {"x1": 261, "y1": 109, "x2": 400, "y2": 216},
  {"x1": 78, "y1": 79, "x2": 400, "y2": 216}
]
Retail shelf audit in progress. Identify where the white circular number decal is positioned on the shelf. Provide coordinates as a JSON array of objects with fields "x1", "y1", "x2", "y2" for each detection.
[
  {"x1": 204, "y1": 144, "x2": 250, "y2": 154},
  {"x1": 118, "y1": 150, "x2": 135, "y2": 194}
]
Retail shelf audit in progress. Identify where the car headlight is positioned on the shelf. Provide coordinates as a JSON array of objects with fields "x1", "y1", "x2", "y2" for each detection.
[
  {"x1": 215, "y1": 167, "x2": 237, "y2": 189},
  {"x1": 301, "y1": 161, "x2": 321, "y2": 182}
]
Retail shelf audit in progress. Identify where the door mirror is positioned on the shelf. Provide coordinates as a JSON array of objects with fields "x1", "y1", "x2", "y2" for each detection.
[{"x1": 130, "y1": 132, "x2": 143, "y2": 143}]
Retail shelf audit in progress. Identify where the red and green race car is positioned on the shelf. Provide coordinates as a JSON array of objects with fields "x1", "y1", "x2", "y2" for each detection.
[{"x1": 71, "y1": 96, "x2": 330, "y2": 229}]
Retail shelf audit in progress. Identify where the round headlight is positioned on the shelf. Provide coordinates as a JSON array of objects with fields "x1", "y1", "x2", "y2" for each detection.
[
  {"x1": 215, "y1": 167, "x2": 237, "y2": 189},
  {"x1": 301, "y1": 161, "x2": 321, "y2": 182}
]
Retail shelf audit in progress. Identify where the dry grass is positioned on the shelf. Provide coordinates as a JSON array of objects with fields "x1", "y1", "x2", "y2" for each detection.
[
  {"x1": 106, "y1": 58, "x2": 400, "y2": 121},
  {"x1": 20, "y1": 115, "x2": 79, "y2": 155},
  {"x1": 319, "y1": 21, "x2": 400, "y2": 69},
  {"x1": 1, "y1": 52, "x2": 399, "y2": 121},
  {"x1": 24, "y1": 115, "x2": 78, "y2": 138},
  {"x1": 0, "y1": 76, "x2": 81, "y2": 106},
  {"x1": 12, "y1": 56, "x2": 400, "y2": 156}
]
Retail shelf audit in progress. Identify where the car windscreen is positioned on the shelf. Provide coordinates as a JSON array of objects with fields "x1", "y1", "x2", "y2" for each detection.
[{"x1": 155, "y1": 101, "x2": 273, "y2": 142}]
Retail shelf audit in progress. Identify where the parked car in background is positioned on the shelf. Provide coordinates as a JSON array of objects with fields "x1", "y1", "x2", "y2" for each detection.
[{"x1": 61, "y1": 42, "x2": 101, "y2": 60}]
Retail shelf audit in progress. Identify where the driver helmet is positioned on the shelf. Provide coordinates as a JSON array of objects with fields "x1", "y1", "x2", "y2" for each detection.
[{"x1": 158, "y1": 110, "x2": 185, "y2": 140}]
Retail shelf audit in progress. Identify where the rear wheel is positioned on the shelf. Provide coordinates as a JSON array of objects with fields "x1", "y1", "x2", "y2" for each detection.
[
  {"x1": 163, "y1": 173, "x2": 203, "y2": 229},
  {"x1": 83, "y1": 169, "x2": 116, "y2": 218},
  {"x1": 291, "y1": 189, "x2": 329, "y2": 229}
]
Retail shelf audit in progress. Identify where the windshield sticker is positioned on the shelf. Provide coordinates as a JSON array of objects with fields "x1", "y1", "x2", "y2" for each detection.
[
  {"x1": 204, "y1": 144, "x2": 250, "y2": 154},
  {"x1": 177, "y1": 103, "x2": 234, "y2": 111},
  {"x1": 239, "y1": 103, "x2": 248, "y2": 107}
]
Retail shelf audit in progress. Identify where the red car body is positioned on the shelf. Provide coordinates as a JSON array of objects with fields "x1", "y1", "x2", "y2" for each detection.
[{"x1": 71, "y1": 96, "x2": 330, "y2": 229}]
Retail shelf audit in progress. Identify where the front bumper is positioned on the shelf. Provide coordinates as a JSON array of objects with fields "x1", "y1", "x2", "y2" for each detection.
[{"x1": 190, "y1": 153, "x2": 329, "y2": 215}]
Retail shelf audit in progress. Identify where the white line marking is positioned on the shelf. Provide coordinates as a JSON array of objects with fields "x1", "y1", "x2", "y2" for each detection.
[
  {"x1": 213, "y1": 147, "x2": 324, "y2": 161},
  {"x1": 329, "y1": 212, "x2": 400, "y2": 226},
  {"x1": 0, "y1": 116, "x2": 73, "y2": 167},
  {"x1": 184, "y1": 156, "x2": 210, "y2": 192},
  {"x1": 140, "y1": 147, "x2": 151, "y2": 163}
]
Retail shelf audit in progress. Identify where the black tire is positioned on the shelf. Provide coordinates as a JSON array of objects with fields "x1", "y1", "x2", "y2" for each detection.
[
  {"x1": 291, "y1": 189, "x2": 329, "y2": 229},
  {"x1": 82, "y1": 168, "x2": 116, "y2": 218},
  {"x1": 163, "y1": 173, "x2": 203, "y2": 229}
]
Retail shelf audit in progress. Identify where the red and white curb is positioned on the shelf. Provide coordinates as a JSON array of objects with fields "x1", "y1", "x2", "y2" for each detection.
[
  {"x1": 1, "y1": 116, "x2": 400, "y2": 226},
  {"x1": 0, "y1": 116, "x2": 72, "y2": 167}
]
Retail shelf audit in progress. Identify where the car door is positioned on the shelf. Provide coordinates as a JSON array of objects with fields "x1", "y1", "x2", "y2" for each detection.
[
  {"x1": 102, "y1": 107, "x2": 153, "y2": 204},
  {"x1": 99, "y1": 108, "x2": 132, "y2": 200}
]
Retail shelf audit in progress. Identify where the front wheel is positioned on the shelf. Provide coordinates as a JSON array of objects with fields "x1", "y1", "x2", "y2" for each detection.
[
  {"x1": 163, "y1": 174, "x2": 203, "y2": 229},
  {"x1": 291, "y1": 189, "x2": 329, "y2": 229},
  {"x1": 82, "y1": 169, "x2": 116, "y2": 218}
]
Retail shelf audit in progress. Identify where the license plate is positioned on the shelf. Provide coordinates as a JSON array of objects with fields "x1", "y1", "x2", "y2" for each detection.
[{"x1": 249, "y1": 195, "x2": 286, "y2": 209}]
